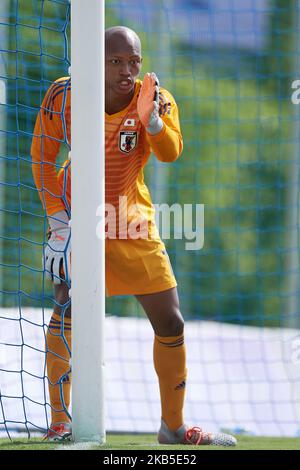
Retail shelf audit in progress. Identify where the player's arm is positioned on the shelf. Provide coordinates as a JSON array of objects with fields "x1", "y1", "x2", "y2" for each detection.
[
  {"x1": 137, "y1": 73, "x2": 183, "y2": 162},
  {"x1": 31, "y1": 78, "x2": 69, "y2": 216},
  {"x1": 31, "y1": 78, "x2": 71, "y2": 284}
]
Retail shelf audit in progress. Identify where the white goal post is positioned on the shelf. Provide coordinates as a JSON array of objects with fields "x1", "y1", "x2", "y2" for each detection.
[
  {"x1": 0, "y1": 1, "x2": 9, "y2": 307},
  {"x1": 71, "y1": 0, "x2": 105, "y2": 443}
]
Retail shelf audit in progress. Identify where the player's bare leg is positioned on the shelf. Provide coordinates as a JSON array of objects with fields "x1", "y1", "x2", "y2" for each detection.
[
  {"x1": 53, "y1": 282, "x2": 71, "y2": 318},
  {"x1": 136, "y1": 287, "x2": 237, "y2": 446},
  {"x1": 136, "y1": 287, "x2": 183, "y2": 337}
]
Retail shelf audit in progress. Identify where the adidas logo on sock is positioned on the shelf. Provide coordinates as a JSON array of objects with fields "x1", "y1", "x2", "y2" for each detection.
[
  {"x1": 62, "y1": 374, "x2": 70, "y2": 383},
  {"x1": 175, "y1": 380, "x2": 186, "y2": 391}
]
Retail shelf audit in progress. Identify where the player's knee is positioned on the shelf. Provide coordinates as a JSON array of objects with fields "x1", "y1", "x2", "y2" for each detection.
[
  {"x1": 156, "y1": 308, "x2": 184, "y2": 336},
  {"x1": 169, "y1": 310, "x2": 184, "y2": 336}
]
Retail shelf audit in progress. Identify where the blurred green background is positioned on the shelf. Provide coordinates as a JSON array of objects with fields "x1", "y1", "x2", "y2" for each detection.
[{"x1": 0, "y1": 0, "x2": 299, "y2": 327}]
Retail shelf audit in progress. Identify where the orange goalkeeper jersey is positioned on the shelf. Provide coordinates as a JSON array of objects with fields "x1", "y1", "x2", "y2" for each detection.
[{"x1": 31, "y1": 76, "x2": 183, "y2": 237}]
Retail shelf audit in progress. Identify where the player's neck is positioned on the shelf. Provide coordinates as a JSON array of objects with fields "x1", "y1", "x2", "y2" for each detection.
[{"x1": 105, "y1": 89, "x2": 135, "y2": 115}]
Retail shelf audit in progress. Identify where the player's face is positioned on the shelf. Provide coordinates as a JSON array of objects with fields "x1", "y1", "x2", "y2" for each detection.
[{"x1": 106, "y1": 38, "x2": 142, "y2": 96}]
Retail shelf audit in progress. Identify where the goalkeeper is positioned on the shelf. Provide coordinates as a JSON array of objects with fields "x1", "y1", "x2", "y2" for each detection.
[{"x1": 31, "y1": 26, "x2": 236, "y2": 446}]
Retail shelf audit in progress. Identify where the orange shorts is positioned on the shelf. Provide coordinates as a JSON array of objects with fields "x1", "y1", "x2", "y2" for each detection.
[
  {"x1": 105, "y1": 237, "x2": 177, "y2": 296},
  {"x1": 58, "y1": 162, "x2": 176, "y2": 296}
]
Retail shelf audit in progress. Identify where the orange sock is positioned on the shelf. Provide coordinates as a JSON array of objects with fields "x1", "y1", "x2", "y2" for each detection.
[
  {"x1": 46, "y1": 312, "x2": 71, "y2": 425},
  {"x1": 154, "y1": 334, "x2": 187, "y2": 431}
]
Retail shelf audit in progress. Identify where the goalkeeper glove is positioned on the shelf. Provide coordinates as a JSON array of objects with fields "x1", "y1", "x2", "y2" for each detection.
[
  {"x1": 137, "y1": 72, "x2": 164, "y2": 135},
  {"x1": 45, "y1": 210, "x2": 71, "y2": 284}
]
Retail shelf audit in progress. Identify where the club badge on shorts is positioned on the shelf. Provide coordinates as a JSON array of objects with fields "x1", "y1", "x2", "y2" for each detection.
[{"x1": 119, "y1": 131, "x2": 138, "y2": 154}]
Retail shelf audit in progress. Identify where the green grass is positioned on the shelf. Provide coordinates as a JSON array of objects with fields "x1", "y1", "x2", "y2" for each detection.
[{"x1": 0, "y1": 434, "x2": 299, "y2": 451}]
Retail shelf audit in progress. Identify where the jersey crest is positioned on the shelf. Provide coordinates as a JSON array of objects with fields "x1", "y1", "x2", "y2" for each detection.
[{"x1": 119, "y1": 131, "x2": 138, "y2": 153}]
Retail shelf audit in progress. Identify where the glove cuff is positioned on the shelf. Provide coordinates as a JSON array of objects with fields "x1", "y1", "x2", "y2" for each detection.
[
  {"x1": 48, "y1": 210, "x2": 70, "y2": 231},
  {"x1": 146, "y1": 117, "x2": 164, "y2": 135}
]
